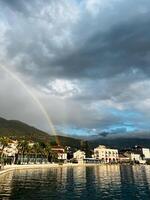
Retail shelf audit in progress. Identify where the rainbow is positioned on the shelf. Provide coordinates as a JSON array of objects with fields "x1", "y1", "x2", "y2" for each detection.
[{"x1": 0, "y1": 65, "x2": 59, "y2": 144}]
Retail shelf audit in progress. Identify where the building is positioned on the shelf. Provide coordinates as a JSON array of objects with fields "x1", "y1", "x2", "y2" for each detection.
[
  {"x1": 131, "y1": 153, "x2": 142, "y2": 162},
  {"x1": 3, "y1": 140, "x2": 18, "y2": 157},
  {"x1": 73, "y1": 150, "x2": 86, "y2": 163},
  {"x1": 2, "y1": 140, "x2": 18, "y2": 164},
  {"x1": 129, "y1": 146, "x2": 150, "y2": 162},
  {"x1": 142, "y1": 148, "x2": 150, "y2": 159},
  {"x1": 121, "y1": 147, "x2": 147, "y2": 164},
  {"x1": 51, "y1": 146, "x2": 67, "y2": 161},
  {"x1": 93, "y1": 145, "x2": 119, "y2": 163},
  {"x1": 131, "y1": 153, "x2": 146, "y2": 164},
  {"x1": 119, "y1": 154, "x2": 130, "y2": 163}
]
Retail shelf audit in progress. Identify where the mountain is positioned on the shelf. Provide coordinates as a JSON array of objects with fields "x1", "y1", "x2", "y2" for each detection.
[
  {"x1": 0, "y1": 117, "x2": 81, "y2": 148},
  {"x1": 0, "y1": 117, "x2": 150, "y2": 149},
  {"x1": 89, "y1": 137, "x2": 150, "y2": 149}
]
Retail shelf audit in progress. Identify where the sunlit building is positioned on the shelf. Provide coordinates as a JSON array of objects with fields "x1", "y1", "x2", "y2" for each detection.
[
  {"x1": 73, "y1": 150, "x2": 86, "y2": 163},
  {"x1": 142, "y1": 148, "x2": 150, "y2": 159},
  {"x1": 93, "y1": 145, "x2": 119, "y2": 163},
  {"x1": 131, "y1": 153, "x2": 142, "y2": 162},
  {"x1": 1, "y1": 140, "x2": 18, "y2": 164},
  {"x1": 131, "y1": 153, "x2": 146, "y2": 164},
  {"x1": 122, "y1": 147, "x2": 146, "y2": 164},
  {"x1": 3, "y1": 140, "x2": 18, "y2": 157}
]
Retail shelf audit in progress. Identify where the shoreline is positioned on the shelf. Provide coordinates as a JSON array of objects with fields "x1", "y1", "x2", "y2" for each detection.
[
  {"x1": 0, "y1": 163, "x2": 148, "y2": 176},
  {"x1": 0, "y1": 163, "x2": 98, "y2": 175}
]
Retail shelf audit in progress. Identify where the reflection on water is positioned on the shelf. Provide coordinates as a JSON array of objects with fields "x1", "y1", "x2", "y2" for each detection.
[
  {"x1": 0, "y1": 165, "x2": 150, "y2": 200},
  {"x1": 94, "y1": 165, "x2": 121, "y2": 199},
  {"x1": 0, "y1": 171, "x2": 14, "y2": 199}
]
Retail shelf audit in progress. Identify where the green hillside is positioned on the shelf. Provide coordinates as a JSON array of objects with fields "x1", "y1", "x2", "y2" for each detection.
[
  {"x1": 0, "y1": 117, "x2": 81, "y2": 148},
  {"x1": 0, "y1": 117, "x2": 150, "y2": 149}
]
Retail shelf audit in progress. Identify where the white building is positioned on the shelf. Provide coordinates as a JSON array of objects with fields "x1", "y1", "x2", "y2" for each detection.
[
  {"x1": 130, "y1": 153, "x2": 146, "y2": 164},
  {"x1": 3, "y1": 140, "x2": 18, "y2": 157},
  {"x1": 94, "y1": 145, "x2": 119, "y2": 163},
  {"x1": 1, "y1": 140, "x2": 18, "y2": 164},
  {"x1": 131, "y1": 153, "x2": 141, "y2": 162},
  {"x1": 73, "y1": 150, "x2": 86, "y2": 163},
  {"x1": 58, "y1": 152, "x2": 67, "y2": 160},
  {"x1": 142, "y1": 148, "x2": 150, "y2": 159}
]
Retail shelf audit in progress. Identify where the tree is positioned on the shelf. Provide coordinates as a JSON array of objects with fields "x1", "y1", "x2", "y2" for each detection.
[
  {"x1": 50, "y1": 140, "x2": 58, "y2": 146},
  {"x1": 26, "y1": 145, "x2": 33, "y2": 164},
  {"x1": 17, "y1": 140, "x2": 29, "y2": 164},
  {"x1": 45, "y1": 144, "x2": 52, "y2": 162},
  {"x1": 33, "y1": 143, "x2": 41, "y2": 163},
  {"x1": 50, "y1": 151, "x2": 58, "y2": 163},
  {"x1": 80, "y1": 140, "x2": 92, "y2": 158},
  {"x1": 0, "y1": 137, "x2": 9, "y2": 165}
]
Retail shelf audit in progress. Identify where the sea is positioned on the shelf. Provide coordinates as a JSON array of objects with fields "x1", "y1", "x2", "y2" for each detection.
[{"x1": 0, "y1": 165, "x2": 150, "y2": 200}]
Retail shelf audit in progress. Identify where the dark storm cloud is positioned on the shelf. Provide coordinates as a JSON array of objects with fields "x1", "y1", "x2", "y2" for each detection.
[
  {"x1": 0, "y1": 0, "x2": 53, "y2": 15},
  {"x1": 0, "y1": 0, "x2": 32, "y2": 15},
  {"x1": 4, "y1": 7, "x2": 150, "y2": 83},
  {"x1": 52, "y1": 17, "x2": 150, "y2": 79},
  {"x1": 1, "y1": 0, "x2": 150, "y2": 82}
]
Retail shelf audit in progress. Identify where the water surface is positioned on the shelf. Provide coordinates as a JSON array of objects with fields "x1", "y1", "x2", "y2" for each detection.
[{"x1": 0, "y1": 165, "x2": 150, "y2": 200}]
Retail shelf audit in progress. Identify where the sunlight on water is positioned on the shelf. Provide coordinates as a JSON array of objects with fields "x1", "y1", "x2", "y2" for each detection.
[{"x1": 0, "y1": 165, "x2": 150, "y2": 200}]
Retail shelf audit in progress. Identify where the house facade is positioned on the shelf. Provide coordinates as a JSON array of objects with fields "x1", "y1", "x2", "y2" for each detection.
[
  {"x1": 3, "y1": 140, "x2": 18, "y2": 157},
  {"x1": 73, "y1": 150, "x2": 86, "y2": 163},
  {"x1": 51, "y1": 146, "x2": 67, "y2": 161},
  {"x1": 93, "y1": 145, "x2": 119, "y2": 163},
  {"x1": 142, "y1": 148, "x2": 150, "y2": 159}
]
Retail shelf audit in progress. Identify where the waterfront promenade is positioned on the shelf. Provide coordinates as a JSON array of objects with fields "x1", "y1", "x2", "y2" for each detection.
[
  {"x1": 0, "y1": 164, "x2": 63, "y2": 175},
  {"x1": 0, "y1": 163, "x2": 87, "y2": 176},
  {"x1": 0, "y1": 163, "x2": 121, "y2": 176}
]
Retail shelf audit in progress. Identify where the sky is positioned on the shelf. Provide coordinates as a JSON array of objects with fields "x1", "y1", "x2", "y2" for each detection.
[{"x1": 0, "y1": 0, "x2": 150, "y2": 139}]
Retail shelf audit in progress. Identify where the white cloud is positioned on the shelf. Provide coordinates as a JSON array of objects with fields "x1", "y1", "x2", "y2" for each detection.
[
  {"x1": 47, "y1": 79, "x2": 81, "y2": 98},
  {"x1": 85, "y1": 0, "x2": 115, "y2": 16}
]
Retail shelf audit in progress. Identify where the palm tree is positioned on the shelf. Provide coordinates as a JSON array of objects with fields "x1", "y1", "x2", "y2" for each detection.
[
  {"x1": 17, "y1": 140, "x2": 29, "y2": 164},
  {"x1": 51, "y1": 151, "x2": 58, "y2": 163},
  {"x1": 45, "y1": 144, "x2": 51, "y2": 163},
  {"x1": 33, "y1": 143, "x2": 41, "y2": 164},
  {"x1": 26, "y1": 144, "x2": 33, "y2": 164}
]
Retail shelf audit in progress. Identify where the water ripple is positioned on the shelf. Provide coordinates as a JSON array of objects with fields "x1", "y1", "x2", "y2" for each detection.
[{"x1": 0, "y1": 165, "x2": 150, "y2": 200}]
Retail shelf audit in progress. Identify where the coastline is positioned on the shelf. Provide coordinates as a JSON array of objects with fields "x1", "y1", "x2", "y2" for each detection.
[
  {"x1": 0, "y1": 162, "x2": 147, "y2": 176},
  {"x1": 0, "y1": 163, "x2": 66, "y2": 176},
  {"x1": 0, "y1": 163, "x2": 120, "y2": 176},
  {"x1": 0, "y1": 163, "x2": 93, "y2": 176}
]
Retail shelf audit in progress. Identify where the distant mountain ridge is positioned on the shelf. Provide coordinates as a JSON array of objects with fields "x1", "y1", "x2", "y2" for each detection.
[
  {"x1": 89, "y1": 137, "x2": 150, "y2": 149},
  {"x1": 0, "y1": 117, "x2": 150, "y2": 149}
]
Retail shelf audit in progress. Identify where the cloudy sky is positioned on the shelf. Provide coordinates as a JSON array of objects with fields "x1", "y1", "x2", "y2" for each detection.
[{"x1": 0, "y1": 0, "x2": 150, "y2": 138}]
